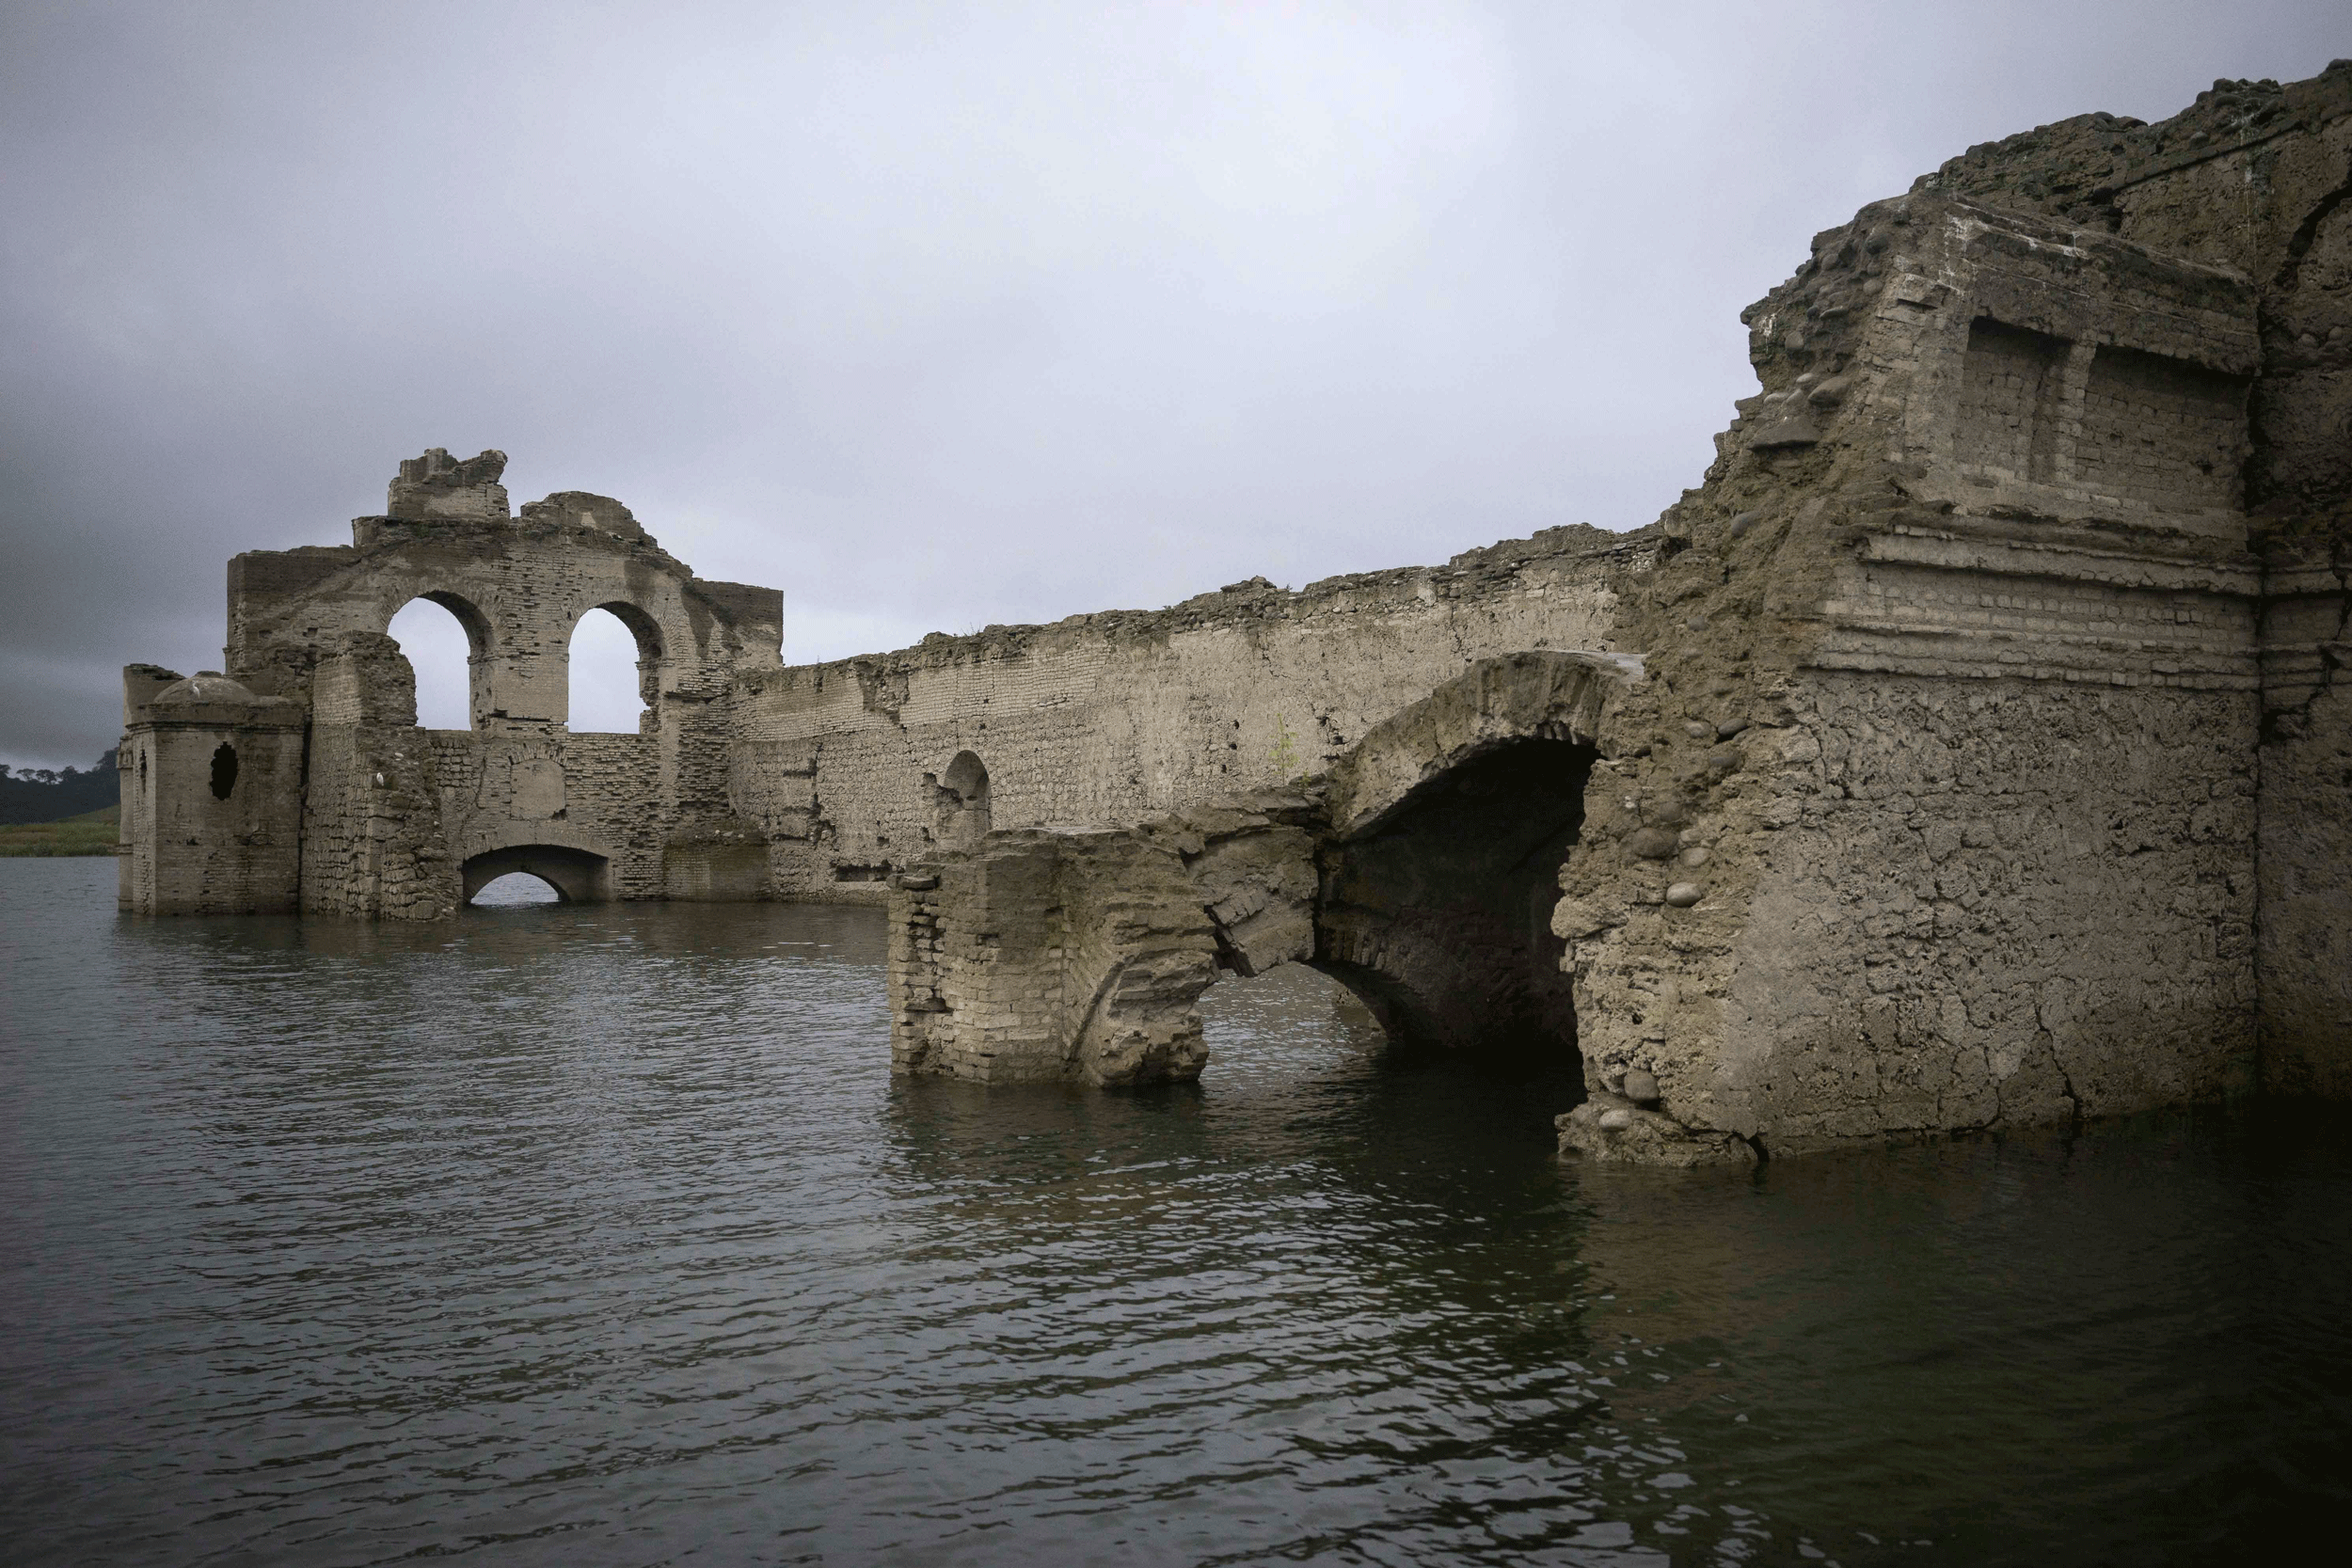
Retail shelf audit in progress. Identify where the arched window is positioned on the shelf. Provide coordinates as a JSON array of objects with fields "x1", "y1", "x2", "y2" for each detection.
[
  {"x1": 934, "y1": 750, "x2": 992, "y2": 849},
  {"x1": 568, "y1": 606, "x2": 656, "y2": 734},
  {"x1": 387, "y1": 596, "x2": 478, "y2": 730}
]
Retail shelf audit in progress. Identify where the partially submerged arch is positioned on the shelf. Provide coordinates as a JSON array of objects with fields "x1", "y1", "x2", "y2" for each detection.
[
  {"x1": 1318, "y1": 736, "x2": 1594, "y2": 1063},
  {"x1": 174, "y1": 452, "x2": 784, "y2": 920},
  {"x1": 1313, "y1": 650, "x2": 1622, "y2": 1065},
  {"x1": 888, "y1": 651, "x2": 1635, "y2": 1086},
  {"x1": 462, "y1": 844, "x2": 612, "y2": 905}
]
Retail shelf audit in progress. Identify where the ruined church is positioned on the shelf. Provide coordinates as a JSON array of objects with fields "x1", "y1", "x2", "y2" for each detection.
[{"x1": 121, "y1": 65, "x2": 2352, "y2": 1163}]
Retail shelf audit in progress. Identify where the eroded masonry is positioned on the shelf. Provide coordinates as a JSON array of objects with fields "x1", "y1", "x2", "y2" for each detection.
[{"x1": 124, "y1": 65, "x2": 2352, "y2": 1162}]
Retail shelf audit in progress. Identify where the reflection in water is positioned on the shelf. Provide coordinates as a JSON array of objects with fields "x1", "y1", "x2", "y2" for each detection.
[{"x1": 1, "y1": 858, "x2": 2345, "y2": 1566}]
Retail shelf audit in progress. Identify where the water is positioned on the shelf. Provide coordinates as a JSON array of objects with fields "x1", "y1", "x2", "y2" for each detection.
[{"x1": 3, "y1": 858, "x2": 2347, "y2": 1566}]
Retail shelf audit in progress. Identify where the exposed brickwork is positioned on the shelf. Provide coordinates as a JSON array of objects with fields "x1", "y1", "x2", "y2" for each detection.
[{"x1": 1954, "y1": 320, "x2": 2070, "y2": 486}]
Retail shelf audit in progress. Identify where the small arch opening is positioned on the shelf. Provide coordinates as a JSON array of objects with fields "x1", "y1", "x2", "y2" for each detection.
[
  {"x1": 208, "y1": 742, "x2": 238, "y2": 800},
  {"x1": 387, "y1": 595, "x2": 484, "y2": 730},
  {"x1": 1318, "y1": 736, "x2": 1593, "y2": 1084},
  {"x1": 470, "y1": 872, "x2": 564, "y2": 907},
  {"x1": 569, "y1": 604, "x2": 660, "y2": 734},
  {"x1": 460, "y1": 843, "x2": 611, "y2": 906},
  {"x1": 933, "y1": 750, "x2": 992, "y2": 848}
]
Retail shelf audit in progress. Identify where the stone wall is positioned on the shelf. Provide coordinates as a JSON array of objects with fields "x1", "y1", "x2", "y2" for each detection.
[
  {"x1": 735, "y1": 527, "x2": 1646, "y2": 902},
  {"x1": 1909, "y1": 62, "x2": 2352, "y2": 1101},
  {"x1": 301, "y1": 634, "x2": 457, "y2": 920},
  {"x1": 1561, "y1": 676, "x2": 2258, "y2": 1159},
  {"x1": 135, "y1": 452, "x2": 786, "y2": 915},
  {"x1": 891, "y1": 655, "x2": 1626, "y2": 1092},
  {"x1": 889, "y1": 830, "x2": 1225, "y2": 1085},
  {"x1": 1458, "y1": 176, "x2": 2275, "y2": 1163},
  {"x1": 119, "y1": 673, "x2": 308, "y2": 915}
]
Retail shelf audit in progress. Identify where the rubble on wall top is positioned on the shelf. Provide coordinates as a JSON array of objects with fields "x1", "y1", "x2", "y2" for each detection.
[
  {"x1": 387, "y1": 448, "x2": 510, "y2": 523},
  {"x1": 1910, "y1": 61, "x2": 2352, "y2": 229},
  {"x1": 841, "y1": 521, "x2": 1653, "y2": 680},
  {"x1": 377, "y1": 449, "x2": 659, "y2": 546},
  {"x1": 519, "y1": 491, "x2": 647, "y2": 543}
]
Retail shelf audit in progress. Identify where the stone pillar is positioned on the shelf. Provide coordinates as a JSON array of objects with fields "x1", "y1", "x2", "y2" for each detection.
[
  {"x1": 301, "y1": 633, "x2": 458, "y2": 919},
  {"x1": 888, "y1": 829, "x2": 1222, "y2": 1085}
]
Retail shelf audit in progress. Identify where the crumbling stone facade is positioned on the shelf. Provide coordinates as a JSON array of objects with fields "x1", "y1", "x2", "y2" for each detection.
[
  {"x1": 122, "y1": 450, "x2": 783, "y2": 917},
  {"x1": 879, "y1": 63, "x2": 2352, "y2": 1163},
  {"x1": 889, "y1": 652, "x2": 1627, "y2": 1087},
  {"x1": 125, "y1": 64, "x2": 2352, "y2": 1164}
]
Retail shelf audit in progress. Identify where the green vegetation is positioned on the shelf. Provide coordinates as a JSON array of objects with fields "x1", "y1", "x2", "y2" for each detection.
[
  {"x1": 0, "y1": 803, "x2": 119, "y2": 857},
  {"x1": 2, "y1": 757, "x2": 119, "y2": 824},
  {"x1": 1268, "y1": 713, "x2": 1301, "y2": 781}
]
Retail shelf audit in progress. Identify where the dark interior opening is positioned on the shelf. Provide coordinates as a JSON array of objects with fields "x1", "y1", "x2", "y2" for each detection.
[
  {"x1": 460, "y1": 844, "x2": 610, "y2": 906},
  {"x1": 209, "y1": 742, "x2": 238, "y2": 801},
  {"x1": 1316, "y1": 736, "x2": 1593, "y2": 1087}
]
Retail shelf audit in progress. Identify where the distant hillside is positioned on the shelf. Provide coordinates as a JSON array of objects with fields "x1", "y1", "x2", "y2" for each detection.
[
  {"x1": 1, "y1": 756, "x2": 119, "y2": 825},
  {"x1": 0, "y1": 803, "x2": 119, "y2": 857}
]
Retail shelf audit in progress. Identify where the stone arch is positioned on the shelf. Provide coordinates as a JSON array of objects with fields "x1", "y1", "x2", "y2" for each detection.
[
  {"x1": 1312, "y1": 652, "x2": 1627, "y2": 1066},
  {"x1": 1323, "y1": 650, "x2": 1629, "y2": 838},
  {"x1": 931, "y1": 749, "x2": 993, "y2": 849},
  {"x1": 1316, "y1": 736, "x2": 1595, "y2": 1062},
  {"x1": 568, "y1": 600, "x2": 665, "y2": 734},
  {"x1": 385, "y1": 591, "x2": 492, "y2": 730},
  {"x1": 888, "y1": 652, "x2": 1636, "y2": 1088},
  {"x1": 461, "y1": 843, "x2": 611, "y2": 905}
]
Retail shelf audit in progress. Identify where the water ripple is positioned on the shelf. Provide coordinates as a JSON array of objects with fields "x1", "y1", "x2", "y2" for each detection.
[{"x1": 4, "y1": 860, "x2": 2349, "y2": 1566}]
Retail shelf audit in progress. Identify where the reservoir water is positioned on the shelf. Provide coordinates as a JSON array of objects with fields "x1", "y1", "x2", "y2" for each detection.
[{"x1": 3, "y1": 857, "x2": 2347, "y2": 1565}]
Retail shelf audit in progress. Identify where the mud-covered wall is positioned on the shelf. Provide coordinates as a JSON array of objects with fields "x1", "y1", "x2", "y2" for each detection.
[
  {"x1": 1907, "y1": 62, "x2": 2352, "y2": 1103},
  {"x1": 1561, "y1": 677, "x2": 2260, "y2": 1157},
  {"x1": 1553, "y1": 204, "x2": 2272, "y2": 1157}
]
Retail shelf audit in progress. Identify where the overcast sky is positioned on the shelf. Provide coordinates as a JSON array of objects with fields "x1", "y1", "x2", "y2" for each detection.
[{"x1": 2, "y1": 1, "x2": 2340, "y2": 768}]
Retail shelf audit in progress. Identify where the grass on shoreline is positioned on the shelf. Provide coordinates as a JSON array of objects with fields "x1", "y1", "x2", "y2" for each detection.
[{"x1": 0, "y1": 804, "x2": 119, "y2": 857}]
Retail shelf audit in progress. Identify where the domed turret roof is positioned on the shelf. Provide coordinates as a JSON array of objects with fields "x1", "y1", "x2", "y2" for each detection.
[{"x1": 151, "y1": 673, "x2": 260, "y2": 705}]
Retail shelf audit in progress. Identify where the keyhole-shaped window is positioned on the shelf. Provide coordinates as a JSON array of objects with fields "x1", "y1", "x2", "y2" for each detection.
[{"x1": 210, "y1": 742, "x2": 239, "y2": 800}]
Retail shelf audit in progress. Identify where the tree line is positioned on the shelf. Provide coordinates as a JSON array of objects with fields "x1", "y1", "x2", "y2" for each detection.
[{"x1": 1, "y1": 754, "x2": 119, "y2": 825}]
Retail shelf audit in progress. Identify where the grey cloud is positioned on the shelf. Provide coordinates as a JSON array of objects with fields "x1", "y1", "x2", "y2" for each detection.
[{"x1": 3, "y1": 0, "x2": 2340, "y2": 768}]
